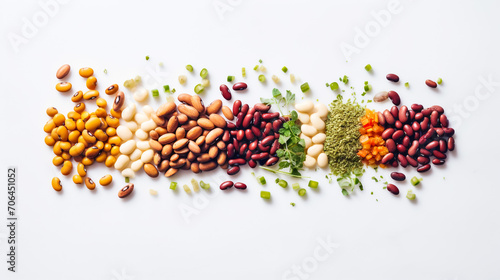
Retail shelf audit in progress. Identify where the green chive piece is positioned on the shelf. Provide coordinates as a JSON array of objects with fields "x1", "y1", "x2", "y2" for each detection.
[
  {"x1": 282, "y1": 66, "x2": 288, "y2": 73},
  {"x1": 308, "y1": 180, "x2": 318, "y2": 188},
  {"x1": 145, "y1": 56, "x2": 150, "y2": 60},
  {"x1": 227, "y1": 76, "x2": 235, "y2": 82},
  {"x1": 298, "y1": 188, "x2": 306, "y2": 196},
  {"x1": 170, "y1": 182, "x2": 178, "y2": 190},
  {"x1": 290, "y1": 202, "x2": 295, "y2": 207},
  {"x1": 361, "y1": 92, "x2": 367, "y2": 96},
  {"x1": 258, "y1": 74, "x2": 266, "y2": 82},
  {"x1": 411, "y1": 176, "x2": 422, "y2": 186},
  {"x1": 151, "y1": 89, "x2": 159, "y2": 97},
  {"x1": 259, "y1": 59, "x2": 263, "y2": 63},
  {"x1": 194, "y1": 84, "x2": 204, "y2": 94},
  {"x1": 292, "y1": 183, "x2": 300, "y2": 191},
  {"x1": 200, "y1": 181, "x2": 210, "y2": 190},
  {"x1": 405, "y1": 82, "x2": 410, "y2": 88},
  {"x1": 300, "y1": 82, "x2": 310, "y2": 93},
  {"x1": 103, "y1": 69, "x2": 107, "y2": 74},
  {"x1": 342, "y1": 75, "x2": 349, "y2": 84},
  {"x1": 171, "y1": 88, "x2": 176, "y2": 93},
  {"x1": 186, "y1": 65, "x2": 193, "y2": 72},
  {"x1": 260, "y1": 191, "x2": 271, "y2": 199},
  {"x1": 364, "y1": 64, "x2": 372, "y2": 71},
  {"x1": 163, "y1": 85, "x2": 170, "y2": 92},
  {"x1": 258, "y1": 176, "x2": 266, "y2": 185},
  {"x1": 200, "y1": 68, "x2": 208, "y2": 78},
  {"x1": 406, "y1": 190, "x2": 416, "y2": 200},
  {"x1": 437, "y1": 78, "x2": 443, "y2": 84},
  {"x1": 242, "y1": 67, "x2": 246, "y2": 77},
  {"x1": 278, "y1": 179, "x2": 288, "y2": 188},
  {"x1": 125, "y1": 177, "x2": 130, "y2": 183},
  {"x1": 330, "y1": 82, "x2": 339, "y2": 91},
  {"x1": 364, "y1": 85, "x2": 371, "y2": 92},
  {"x1": 253, "y1": 65, "x2": 259, "y2": 71}
]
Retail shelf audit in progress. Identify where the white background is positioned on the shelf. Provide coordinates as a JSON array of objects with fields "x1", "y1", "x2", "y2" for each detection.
[{"x1": 1, "y1": 0, "x2": 499, "y2": 279}]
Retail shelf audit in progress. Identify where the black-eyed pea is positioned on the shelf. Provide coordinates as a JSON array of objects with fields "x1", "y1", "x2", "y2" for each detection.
[
  {"x1": 108, "y1": 136, "x2": 121, "y2": 146},
  {"x1": 80, "y1": 111, "x2": 90, "y2": 122},
  {"x1": 110, "y1": 146, "x2": 120, "y2": 156},
  {"x1": 104, "y1": 143, "x2": 112, "y2": 152},
  {"x1": 51, "y1": 128, "x2": 59, "y2": 140},
  {"x1": 106, "y1": 115, "x2": 120, "y2": 128},
  {"x1": 73, "y1": 175, "x2": 83, "y2": 184},
  {"x1": 105, "y1": 84, "x2": 119, "y2": 95},
  {"x1": 85, "y1": 146, "x2": 101, "y2": 159},
  {"x1": 78, "y1": 135, "x2": 89, "y2": 147},
  {"x1": 52, "y1": 177, "x2": 62, "y2": 191},
  {"x1": 55, "y1": 82, "x2": 72, "y2": 92},
  {"x1": 74, "y1": 102, "x2": 85, "y2": 113},
  {"x1": 53, "y1": 113, "x2": 66, "y2": 126},
  {"x1": 57, "y1": 126, "x2": 69, "y2": 141},
  {"x1": 68, "y1": 111, "x2": 81, "y2": 121},
  {"x1": 79, "y1": 67, "x2": 94, "y2": 78},
  {"x1": 65, "y1": 119, "x2": 76, "y2": 131},
  {"x1": 53, "y1": 156, "x2": 64, "y2": 166},
  {"x1": 46, "y1": 107, "x2": 58, "y2": 117},
  {"x1": 85, "y1": 117, "x2": 101, "y2": 131},
  {"x1": 83, "y1": 90, "x2": 99, "y2": 100},
  {"x1": 85, "y1": 177, "x2": 96, "y2": 190},
  {"x1": 82, "y1": 130, "x2": 97, "y2": 144},
  {"x1": 53, "y1": 141, "x2": 62, "y2": 155},
  {"x1": 99, "y1": 175, "x2": 113, "y2": 186},
  {"x1": 61, "y1": 152, "x2": 71, "y2": 160},
  {"x1": 45, "y1": 135, "x2": 56, "y2": 146},
  {"x1": 99, "y1": 118, "x2": 108, "y2": 130},
  {"x1": 94, "y1": 129, "x2": 108, "y2": 142},
  {"x1": 59, "y1": 141, "x2": 71, "y2": 151},
  {"x1": 95, "y1": 141, "x2": 104, "y2": 150},
  {"x1": 68, "y1": 131, "x2": 80, "y2": 143},
  {"x1": 60, "y1": 160, "x2": 73, "y2": 176},
  {"x1": 105, "y1": 155, "x2": 116, "y2": 167},
  {"x1": 96, "y1": 98, "x2": 107, "y2": 108},
  {"x1": 43, "y1": 119, "x2": 56, "y2": 133},
  {"x1": 96, "y1": 151, "x2": 107, "y2": 163},
  {"x1": 69, "y1": 142, "x2": 85, "y2": 157},
  {"x1": 95, "y1": 108, "x2": 107, "y2": 118},
  {"x1": 86, "y1": 76, "x2": 97, "y2": 90},
  {"x1": 110, "y1": 109, "x2": 121, "y2": 119},
  {"x1": 77, "y1": 163, "x2": 87, "y2": 176},
  {"x1": 81, "y1": 157, "x2": 94, "y2": 166},
  {"x1": 76, "y1": 119, "x2": 85, "y2": 131},
  {"x1": 71, "y1": 91, "x2": 84, "y2": 102},
  {"x1": 106, "y1": 127, "x2": 116, "y2": 137}
]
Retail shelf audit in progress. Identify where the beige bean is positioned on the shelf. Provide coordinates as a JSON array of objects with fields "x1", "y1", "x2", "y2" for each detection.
[
  {"x1": 314, "y1": 103, "x2": 328, "y2": 120},
  {"x1": 129, "y1": 149, "x2": 143, "y2": 161},
  {"x1": 130, "y1": 159, "x2": 144, "y2": 172},
  {"x1": 156, "y1": 101, "x2": 176, "y2": 117},
  {"x1": 141, "y1": 149, "x2": 154, "y2": 163},
  {"x1": 300, "y1": 133, "x2": 313, "y2": 149},
  {"x1": 206, "y1": 128, "x2": 224, "y2": 144},
  {"x1": 197, "y1": 118, "x2": 215, "y2": 130},
  {"x1": 209, "y1": 114, "x2": 226, "y2": 128},
  {"x1": 178, "y1": 104, "x2": 199, "y2": 119},
  {"x1": 116, "y1": 125, "x2": 133, "y2": 141},
  {"x1": 121, "y1": 168, "x2": 135, "y2": 178},
  {"x1": 141, "y1": 119, "x2": 157, "y2": 132},
  {"x1": 167, "y1": 116, "x2": 178, "y2": 133},
  {"x1": 317, "y1": 153, "x2": 328, "y2": 168},
  {"x1": 307, "y1": 144, "x2": 324, "y2": 158},
  {"x1": 114, "y1": 155, "x2": 130, "y2": 170},
  {"x1": 120, "y1": 140, "x2": 136, "y2": 155},
  {"x1": 206, "y1": 99, "x2": 222, "y2": 115},
  {"x1": 295, "y1": 100, "x2": 314, "y2": 113},
  {"x1": 312, "y1": 133, "x2": 326, "y2": 144},
  {"x1": 310, "y1": 113, "x2": 325, "y2": 131},
  {"x1": 177, "y1": 93, "x2": 193, "y2": 105},
  {"x1": 190, "y1": 95, "x2": 205, "y2": 113},
  {"x1": 221, "y1": 106, "x2": 234, "y2": 120},
  {"x1": 52, "y1": 177, "x2": 62, "y2": 191},
  {"x1": 56, "y1": 64, "x2": 70, "y2": 79},
  {"x1": 301, "y1": 124, "x2": 317, "y2": 137},
  {"x1": 297, "y1": 112, "x2": 310, "y2": 124}
]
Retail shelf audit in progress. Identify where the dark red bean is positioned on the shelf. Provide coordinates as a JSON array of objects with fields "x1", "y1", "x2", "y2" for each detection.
[
  {"x1": 422, "y1": 108, "x2": 432, "y2": 116},
  {"x1": 232, "y1": 82, "x2": 247, "y2": 91},
  {"x1": 398, "y1": 154, "x2": 408, "y2": 167},
  {"x1": 381, "y1": 153, "x2": 394, "y2": 164},
  {"x1": 448, "y1": 137, "x2": 455, "y2": 151},
  {"x1": 263, "y1": 123, "x2": 272, "y2": 136},
  {"x1": 226, "y1": 122, "x2": 236, "y2": 130},
  {"x1": 222, "y1": 130, "x2": 231, "y2": 142},
  {"x1": 253, "y1": 112, "x2": 261, "y2": 125},
  {"x1": 232, "y1": 138, "x2": 239, "y2": 151},
  {"x1": 266, "y1": 157, "x2": 279, "y2": 166},
  {"x1": 433, "y1": 150, "x2": 447, "y2": 159},
  {"x1": 408, "y1": 140, "x2": 419, "y2": 156},
  {"x1": 383, "y1": 110, "x2": 395, "y2": 125},
  {"x1": 242, "y1": 114, "x2": 253, "y2": 128},
  {"x1": 417, "y1": 156, "x2": 430, "y2": 165},
  {"x1": 439, "y1": 140, "x2": 447, "y2": 153},
  {"x1": 411, "y1": 104, "x2": 423, "y2": 111},
  {"x1": 420, "y1": 149, "x2": 432, "y2": 157},
  {"x1": 388, "y1": 91, "x2": 401, "y2": 106},
  {"x1": 251, "y1": 126, "x2": 261, "y2": 138},
  {"x1": 220, "y1": 84, "x2": 232, "y2": 100},
  {"x1": 235, "y1": 112, "x2": 244, "y2": 127},
  {"x1": 240, "y1": 104, "x2": 249, "y2": 116},
  {"x1": 245, "y1": 150, "x2": 252, "y2": 161},
  {"x1": 432, "y1": 159, "x2": 445, "y2": 165},
  {"x1": 440, "y1": 114, "x2": 449, "y2": 127},
  {"x1": 270, "y1": 139, "x2": 280, "y2": 155},
  {"x1": 230, "y1": 130, "x2": 238, "y2": 136},
  {"x1": 402, "y1": 136, "x2": 411, "y2": 147},
  {"x1": 430, "y1": 105, "x2": 444, "y2": 114},
  {"x1": 420, "y1": 118, "x2": 429, "y2": 132},
  {"x1": 419, "y1": 136, "x2": 429, "y2": 146},
  {"x1": 387, "y1": 184, "x2": 399, "y2": 195},
  {"x1": 392, "y1": 160, "x2": 399, "y2": 168},
  {"x1": 386, "y1": 74, "x2": 400, "y2": 82},
  {"x1": 392, "y1": 130, "x2": 404, "y2": 141},
  {"x1": 414, "y1": 113, "x2": 424, "y2": 121},
  {"x1": 425, "y1": 141, "x2": 439, "y2": 150},
  {"x1": 229, "y1": 158, "x2": 246, "y2": 166},
  {"x1": 435, "y1": 128, "x2": 444, "y2": 137},
  {"x1": 248, "y1": 159, "x2": 257, "y2": 168},
  {"x1": 391, "y1": 172, "x2": 406, "y2": 181},
  {"x1": 272, "y1": 119, "x2": 283, "y2": 132},
  {"x1": 233, "y1": 100, "x2": 242, "y2": 115},
  {"x1": 245, "y1": 129, "x2": 254, "y2": 141},
  {"x1": 399, "y1": 105, "x2": 408, "y2": 123},
  {"x1": 260, "y1": 136, "x2": 273, "y2": 147},
  {"x1": 227, "y1": 144, "x2": 235, "y2": 158},
  {"x1": 251, "y1": 152, "x2": 269, "y2": 161},
  {"x1": 262, "y1": 112, "x2": 279, "y2": 120},
  {"x1": 227, "y1": 166, "x2": 240, "y2": 175},
  {"x1": 239, "y1": 143, "x2": 248, "y2": 155},
  {"x1": 249, "y1": 140, "x2": 258, "y2": 151},
  {"x1": 274, "y1": 132, "x2": 279, "y2": 139},
  {"x1": 236, "y1": 130, "x2": 244, "y2": 141},
  {"x1": 409, "y1": 110, "x2": 415, "y2": 121},
  {"x1": 234, "y1": 182, "x2": 247, "y2": 189},
  {"x1": 391, "y1": 106, "x2": 399, "y2": 118},
  {"x1": 397, "y1": 144, "x2": 407, "y2": 154},
  {"x1": 382, "y1": 128, "x2": 395, "y2": 140},
  {"x1": 254, "y1": 103, "x2": 271, "y2": 112},
  {"x1": 258, "y1": 143, "x2": 271, "y2": 152},
  {"x1": 260, "y1": 121, "x2": 266, "y2": 129},
  {"x1": 414, "y1": 132, "x2": 421, "y2": 140},
  {"x1": 220, "y1": 181, "x2": 234, "y2": 190},
  {"x1": 430, "y1": 111, "x2": 439, "y2": 127},
  {"x1": 386, "y1": 139, "x2": 396, "y2": 153},
  {"x1": 247, "y1": 107, "x2": 256, "y2": 117},
  {"x1": 417, "y1": 164, "x2": 431, "y2": 173},
  {"x1": 412, "y1": 121, "x2": 421, "y2": 132},
  {"x1": 425, "y1": 79, "x2": 437, "y2": 88},
  {"x1": 403, "y1": 124, "x2": 414, "y2": 137},
  {"x1": 378, "y1": 112, "x2": 386, "y2": 126},
  {"x1": 406, "y1": 155, "x2": 418, "y2": 167},
  {"x1": 395, "y1": 120, "x2": 403, "y2": 129},
  {"x1": 443, "y1": 128, "x2": 455, "y2": 137},
  {"x1": 424, "y1": 128, "x2": 436, "y2": 139}
]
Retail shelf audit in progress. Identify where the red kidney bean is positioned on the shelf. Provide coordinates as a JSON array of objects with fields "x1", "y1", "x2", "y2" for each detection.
[
  {"x1": 392, "y1": 161, "x2": 399, "y2": 167},
  {"x1": 409, "y1": 110, "x2": 415, "y2": 121},
  {"x1": 222, "y1": 130, "x2": 231, "y2": 142},
  {"x1": 440, "y1": 114, "x2": 449, "y2": 127},
  {"x1": 422, "y1": 108, "x2": 432, "y2": 116},
  {"x1": 242, "y1": 114, "x2": 253, "y2": 128},
  {"x1": 435, "y1": 128, "x2": 444, "y2": 137},
  {"x1": 411, "y1": 104, "x2": 423, "y2": 111},
  {"x1": 386, "y1": 74, "x2": 400, "y2": 82},
  {"x1": 387, "y1": 184, "x2": 399, "y2": 195},
  {"x1": 266, "y1": 157, "x2": 279, "y2": 166},
  {"x1": 386, "y1": 139, "x2": 396, "y2": 153},
  {"x1": 414, "y1": 113, "x2": 424, "y2": 121},
  {"x1": 227, "y1": 166, "x2": 240, "y2": 175},
  {"x1": 397, "y1": 144, "x2": 407, "y2": 153},
  {"x1": 432, "y1": 159, "x2": 445, "y2": 165},
  {"x1": 254, "y1": 103, "x2": 271, "y2": 112},
  {"x1": 258, "y1": 143, "x2": 271, "y2": 152},
  {"x1": 234, "y1": 182, "x2": 247, "y2": 189},
  {"x1": 232, "y1": 82, "x2": 247, "y2": 91},
  {"x1": 220, "y1": 181, "x2": 234, "y2": 190},
  {"x1": 433, "y1": 150, "x2": 447, "y2": 159},
  {"x1": 417, "y1": 156, "x2": 430, "y2": 165},
  {"x1": 230, "y1": 130, "x2": 238, "y2": 136},
  {"x1": 233, "y1": 100, "x2": 242, "y2": 115},
  {"x1": 425, "y1": 79, "x2": 437, "y2": 88},
  {"x1": 383, "y1": 110, "x2": 395, "y2": 125},
  {"x1": 253, "y1": 112, "x2": 261, "y2": 125},
  {"x1": 249, "y1": 140, "x2": 258, "y2": 151},
  {"x1": 381, "y1": 153, "x2": 394, "y2": 164},
  {"x1": 425, "y1": 141, "x2": 439, "y2": 150},
  {"x1": 251, "y1": 126, "x2": 261, "y2": 137},
  {"x1": 247, "y1": 107, "x2": 256, "y2": 117},
  {"x1": 443, "y1": 128, "x2": 455, "y2": 137},
  {"x1": 424, "y1": 128, "x2": 436, "y2": 139},
  {"x1": 227, "y1": 122, "x2": 236, "y2": 129},
  {"x1": 398, "y1": 154, "x2": 408, "y2": 167},
  {"x1": 262, "y1": 112, "x2": 279, "y2": 120},
  {"x1": 235, "y1": 112, "x2": 244, "y2": 127},
  {"x1": 232, "y1": 138, "x2": 239, "y2": 151},
  {"x1": 417, "y1": 164, "x2": 431, "y2": 173},
  {"x1": 430, "y1": 105, "x2": 444, "y2": 114},
  {"x1": 236, "y1": 129, "x2": 244, "y2": 141},
  {"x1": 391, "y1": 106, "x2": 399, "y2": 118},
  {"x1": 240, "y1": 104, "x2": 249, "y2": 116},
  {"x1": 412, "y1": 121, "x2": 421, "y2": 132},
  {"x1": 227, "y1": 143, "x2": 235, "y2": 158},
  {"x1": 408, "y1": 140, "x2": 419, "y2": 156},
  {"x1": 414, "y1": 132, "x2": 420, "y2": 140},
  {"x1": 420, "y1": 149, "x2": 431, "y2": 157},
  {"x1": 402, "y1": 136, "x2": 411, "y2": 147},
  {"x1": 378, "y1": 112, "x2": 386, "y2": 126},
  {"x1": 382, "y1": 128, "x2": 395, "y2": 140},
  {"x1": 391, "y1": 172, "x2": 406, "y2": 181},
  {"x1": 403, "y1": 124, "x2": 414, "y2": 137},
  {"x1": 220, "y1": 84, "x2": 232, "y2": 100},
  {"x1": 261, "y1": 135, "x2": 275, "y2": 146},
  {"x1": 406, "y1": 155, "x2": 418, "y2": 167},
  {"x1": 388, "y1": 91, "x2": 401, "y2": 106},
  {"x1": 229, "y1": 158, "x2": 246, "y2": 166},
  {"x1": 239, "y1": 143, "x2": 248, "y2": 155},
  {"x1": 274, "y1": 132, "x2": 279, "y2": 139},
  {"x1": 430, "y1": 111, "x2": 439, "y2": 127},
  {"x1": 420, "y1": 117, "x2": 429, "y2": 131},
  {"x1": 273, "y1": 119, "x2": 283, "y2": 132},
  {"x1": 248, "y1": 159, "x2": 257, "y2": 168},
  {"x1": 260, "y1": 121, "x2": 266, "y2": 129},
  {"x1": 270, "y1": 139, "x2": 280, "y2": 155},
  {"x1": 245, "y1": 129, "x2": 254, "y2": 141},
  {"x1": 439, "y1": 140, "x2": 447, "y2": 153},
  {"x1": 419, "y1": 136, "x2": 429, "y2": 146},
  {"x1": 448, "y1": 137, "x2": 455, "y2": 151},
  {"x1": 245, "y1": 150, "x2": 252, "y2": 161},
  {"x1": 399, "y1": 106, "x2": 408, "y2": 123},
  {"x1": 395, "y1": 120, "x2": 403, "y2": 129},
  {"x1": 392, "y1": 130, "x2": 404, "y2": 141},
  {"x1": 263, "y1": 123, "x2": 272, "y2": 136},
  {"x1": 251, "y1": 152, "x2": 269, "y2": 161}
]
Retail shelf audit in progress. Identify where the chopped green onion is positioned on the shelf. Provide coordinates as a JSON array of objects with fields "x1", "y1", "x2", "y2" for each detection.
[
  {"x1": 300, "y1": 82, "x2": 310, "y2": 93},
  {"x1": 298, "y1": 188, "x2": 306, "y2": 196},
  {"x1": 151, "y1": 89, "x2": 159, "y2": 97},
  {"x1": 364, "y1": 81, "x2": 368, "y2": 85},
  {"x1": 372, "y1": 176, "x2": 378, "y2": 182},
  {"x1": 259, "y1": 59, "x2": 263, "y2": 63},
  {"x1": 242, "y1": 67, "x2": 246, "y2": 77},
  {"x1": 290, "y1": 202, "x2": 295, "y2": 207},
  {"x1": 437, "y1": 78, "x2": 443, "y2": 84},
  {"x1": 145, "y1": 56, "x2": 150, "y2": 60},
  {"x1": 200, "y1": 68, "x2": 208, "y2": 78},
  {"x1": 342, "y1": 189, "x2": 349, "y2": 196},
  {"x1": 258, "y1": 176, "x2": 266, "y2": 185},
  {"x1": 406, "y1": 190, "x2": 416, "y2": 200},
  {"x1": 227, "y1": 76, "x2": 235, "y2": 82},
  {"x1": 169, "y1": 182, "x2": 177, "y2": 190},
  {"x1": 258, "y1": 74, "x2": 266, "y2": 82},
  {"x1": 125, "y1": 177, "x2": 129, "y2": 183},
  {"x1": 171, "y1": 88, "x2": 176, "y2": 93},
  {"x1": 325, "y1": 83, "x2": 330, "y2": 87},
  {"x1": 364, "y1": 85, "x2": 371, "y2": 92},
  {"x1": 367, "y1": 100, "x2": 372, "y2": 103},
  {"x1": 253, "y1": 65, "x2": 259, "y2": 71},
  {"x1": 200, "y1": 181, "x2": 210, "y2": 190},
  {"x1": 163, "y1": 85, "x2": 170, "y2": 93},
  {"x1": 103, "y1": 69, "x2": 107, "y2": 74},
  {"x1": 260, "y1": 191, "x2": 271, "y2": 199},
  {"x1": 185, "y1": 64, "x2": 193, "y2": 72},
  {"x1": 292, "y1": 183, "x2": 300, "y2": 190},
  {"x1": 365, "y1": 64, "x2": 372, "y2": 71},
  {"x1": 194, "y1": 84, "x2": 204, "y2": 94},
  {"x1": 308, "y1": 180, "x2": 318, "y2": 188},
  {"x1": 411, "y1": 177, "x2": 422, "y2": 186},
  {"x1": 330, "y1": 82, "x2": 339, "y2": 91},
  {"x1": 282, "y1": 66, "x2": 288, "y2": 73},
  {"x1": 342, "y1": 75, "x2": 349, "y2": 84},
  {"x1": 405, "y1": 82, "x2": 410, "y2": 88},
  {"x1": 278, "y1": 179, "x2": 288, "y2": 188},
  {"x1": 361, "y1": 92, "x2": 367, "y2": 96}
]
